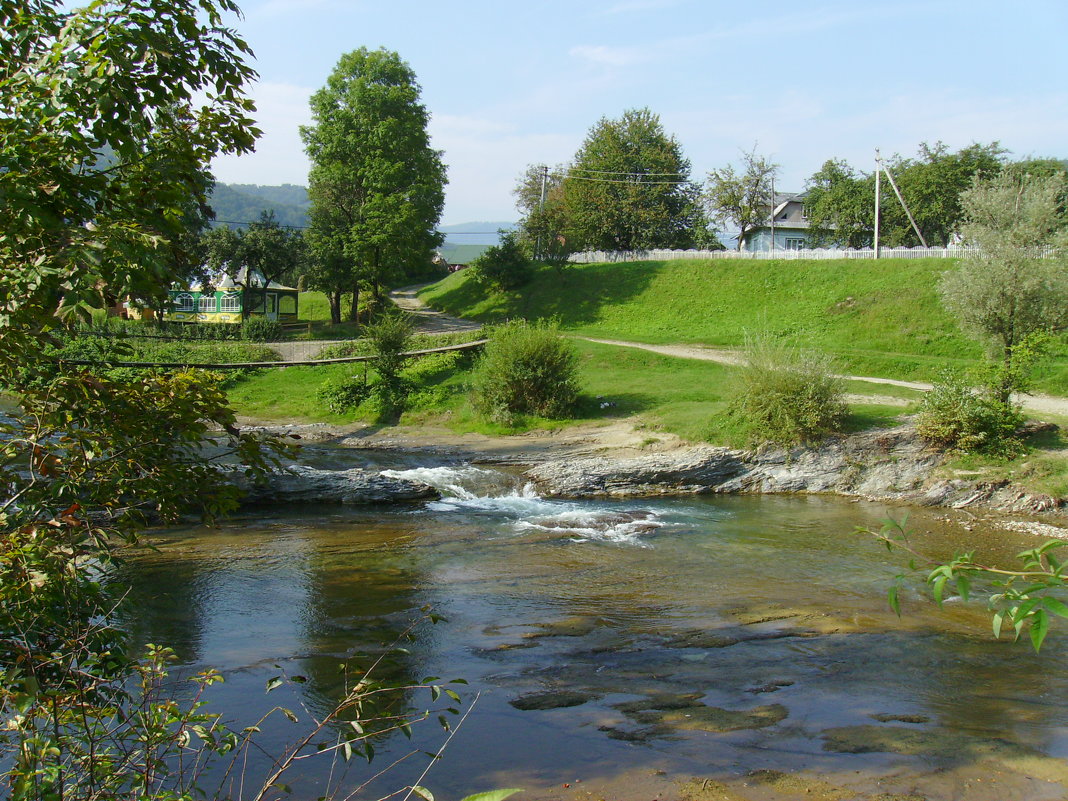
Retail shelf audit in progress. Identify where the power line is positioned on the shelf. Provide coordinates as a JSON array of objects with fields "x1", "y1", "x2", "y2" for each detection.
[
  {"x1": 567, "y1": 167, "x2": 688, "y2": 178},
  {"x1": 564, "y1": 174, "x2": 691, "y2": 186}
]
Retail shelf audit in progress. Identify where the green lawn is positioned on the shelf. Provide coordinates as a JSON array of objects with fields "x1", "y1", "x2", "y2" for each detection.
[
  {"x1": 226, "y1": 340, "x2": 908, "y2": 444},
  {"x1": 417, "y1": 258, "x2": 1068, "y2": 393}
]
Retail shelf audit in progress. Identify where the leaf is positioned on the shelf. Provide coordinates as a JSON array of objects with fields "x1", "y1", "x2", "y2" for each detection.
[
  {"x1": 281, "y1": 707, "x2": 298, "y2": 722},
  {"x1": 270, "y1": 783, "x2": 292, "y2": 795},
  {"x1": 931, "y1": 575, "x2": 948, "y2": 606},
  {"x1": 887, "y1": 585, "x2": 901, "y2": 617},
  {"x1": 265, "y1": 676, "x2": 283, "y2": 693},
  {"x1": 443, "y1": 688, "x2": 462, "y2": 702},
  {"x1": 430, "y1": 685, "x2": 441, "y2": 701},
  {"x1": 459, "y1": 790, "x2": 524, "y2": 801},
  {"x1": 342, "y1": 740, "x2": 352, "y2": 762},
  {"x1": 1031, "y1": 609, "x2": 1051, "y2": 652},
  {"x1": 409, "y1": 786, "x2": 435, "y2": 801},
  {"x1": 1042, "y1": 597, "x2": 1068, "y2": 618},
  {"x1": 992, "y1": 611, "x2": 1004, "y2": 639}
]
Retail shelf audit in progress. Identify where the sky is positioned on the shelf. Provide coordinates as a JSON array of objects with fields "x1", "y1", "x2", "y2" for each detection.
[{"x1": 210, "y1": 0, "x2": 1068, "y2": 226}]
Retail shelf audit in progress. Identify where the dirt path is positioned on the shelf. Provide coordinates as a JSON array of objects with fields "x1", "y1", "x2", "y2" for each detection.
[
  {"x1": 389, "y1": 293, "x2": 1068, "y2": 418},
  {"x1": 390, "y1": 284, "x2": 482, "y2": 335}
]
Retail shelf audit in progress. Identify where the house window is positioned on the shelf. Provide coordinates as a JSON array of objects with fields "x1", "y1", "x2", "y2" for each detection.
[
  {"x1": 221, "y1": 293, "x2": 242, "y2": 312},
  {"x1": 173, "y1": 292, "x2": 194, "y2": 311},
  {"x1": 785, "y1": 237, "x2": 806, "y2": 251},
  {"x1": 279, "y1": 295, "x2": 297, "y2": 315},
  {"x1": 198, "y1": 294, "x2": 217, "y2": 312},
  {"x1": 801, "y1": 205, "x2": 809, "y2": 220}
]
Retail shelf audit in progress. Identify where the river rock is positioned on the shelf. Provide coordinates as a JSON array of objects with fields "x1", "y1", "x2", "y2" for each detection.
[
  {"x1": 527, "y1": 425, "x2": 945, "y2": 502},
  {"x1": 233, "y1": 465, "x2": 439, "y2": 505}
]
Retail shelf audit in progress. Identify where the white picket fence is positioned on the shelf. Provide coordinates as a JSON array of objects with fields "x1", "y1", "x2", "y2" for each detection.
[{"x1": 569, "y1": 245, "x2": 982, "y2": 263}]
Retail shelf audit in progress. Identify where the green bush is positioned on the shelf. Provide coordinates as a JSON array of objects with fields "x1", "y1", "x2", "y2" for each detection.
[
  {"x1": 364, "y1": 312, "x2": 415, "y2": 421},
  {"x1": 725, "y1": 335, "x2": 847, "y2": 446},
  {"x1": 916, "y1": 370, "x2": 1024, "y2": 455},
  {"x1": 470, "y1": 230, "x2": 532, "y2": 292},
  {"x1": 242, "y1": 316, "x2": 283, "y2": 342},
  {"x1": 317, "y1": 370, "x2": 371, "y2": 414},
  {"x1": 471, "y1": 320, "x2": 579, "y2": 423}
]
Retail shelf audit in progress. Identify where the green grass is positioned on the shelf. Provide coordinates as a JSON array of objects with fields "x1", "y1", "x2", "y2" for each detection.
[
  {"x1": 938, "y1": 422, "x2": 1068, "y2": 499},
  {"x1": 417, "y1": 258, "x2": 1068, "y2": 393},
  {"x1": 225, "y1": 339, "x2": 908, "y2": 444}
]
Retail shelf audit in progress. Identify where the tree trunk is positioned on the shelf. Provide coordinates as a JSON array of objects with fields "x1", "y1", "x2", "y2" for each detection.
[
  {"x1": 347, "y1": 284, "x2": 359, "y2": 324},
  {"x1": 328, "y1": 291, "x2": 342, "y2": 326}
]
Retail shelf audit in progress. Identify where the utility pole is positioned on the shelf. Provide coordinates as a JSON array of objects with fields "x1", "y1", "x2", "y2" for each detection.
[
  {"x1": 769, "y1": 175, "x2": 776, "y2": 252},
  {"x1": 874, "y1": 148, "x2": 881, "y2": 260},
  {"x1": 536, "y1": 164, "x2": 549, "y2": 259}
]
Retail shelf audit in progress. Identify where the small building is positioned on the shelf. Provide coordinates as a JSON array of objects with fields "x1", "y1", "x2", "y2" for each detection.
[
  {"x1": 741, "y1": 192, "x2": 831, "y2": 252},
  {"x1": 164, "y1": 268, "x2": 299, "y2": 324}
]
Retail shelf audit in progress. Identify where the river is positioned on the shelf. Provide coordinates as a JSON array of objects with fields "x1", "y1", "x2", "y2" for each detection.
[{"x1": 117, "y1": 461, "x2": 1068, "y2": 801}]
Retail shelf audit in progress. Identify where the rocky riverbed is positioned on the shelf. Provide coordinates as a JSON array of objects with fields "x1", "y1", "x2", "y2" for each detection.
[{"x1": 231, "y1": 418, "x2": 1064, "y2": 517}]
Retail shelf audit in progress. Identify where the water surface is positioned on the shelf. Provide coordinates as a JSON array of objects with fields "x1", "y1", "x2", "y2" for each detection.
[{"x1": 118, "y1": 465, "x2": 1068, "y2": 801}]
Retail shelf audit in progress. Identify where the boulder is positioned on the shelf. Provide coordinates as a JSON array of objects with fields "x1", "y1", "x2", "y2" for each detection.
[{"x1": 233, "y1": 465, "x2": 439, "y2": 505}]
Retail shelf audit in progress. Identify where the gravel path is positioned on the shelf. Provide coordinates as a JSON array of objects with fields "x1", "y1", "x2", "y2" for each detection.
[{"x1": 390, "y1": 285, "x2": 482, "y2": 335}]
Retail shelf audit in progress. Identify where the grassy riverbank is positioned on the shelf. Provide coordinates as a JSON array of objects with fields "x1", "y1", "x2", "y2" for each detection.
[
  {"x1": 418, "y1": 258, "x2": 1068, "y2": 393},
  {"x1": 226, "y1": 339, "x2": 908, "y2": 442}
]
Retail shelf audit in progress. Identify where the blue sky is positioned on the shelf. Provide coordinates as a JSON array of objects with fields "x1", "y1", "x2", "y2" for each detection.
[{"x1": 211, "y1": 0, "x2": 1068, "y2": 225}]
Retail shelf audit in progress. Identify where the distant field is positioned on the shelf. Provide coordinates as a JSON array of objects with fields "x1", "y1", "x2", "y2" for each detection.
[{"x1": 417, "y1": 257, "x2": 1068, "y2": 393}]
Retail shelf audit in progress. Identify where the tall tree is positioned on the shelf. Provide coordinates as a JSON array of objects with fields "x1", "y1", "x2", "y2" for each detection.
[
  {"x1": 560, "y1": 108, "x2": 703, "y2": 251},
  {"x1": 939, "y1": 170, "x2": 1068, "y2": 400},
  {"x1": 704, "y1": 147, "x2": 779, "y2": 250},
  {"x1": 301, "y1": 47, "x2": 446, "y2": 325},
  {"x1": 0, "y1": 2, "x2": 288, "y2": 795}
]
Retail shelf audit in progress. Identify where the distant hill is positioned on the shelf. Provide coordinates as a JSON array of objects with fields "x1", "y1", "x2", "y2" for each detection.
[
  {"x1": 207, "y1": 184, "x2": 516, "y2": 262},
  {"x1": 209, "y1": 183, "x2": 310, "y2": 228}
]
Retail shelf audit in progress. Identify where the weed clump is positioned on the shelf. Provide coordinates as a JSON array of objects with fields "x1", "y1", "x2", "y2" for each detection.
[
  {"x1": 725, "y1": 335, "x2": 846, "y2": 446},
  {"x1": 916, "y1": 370, "x2": 1023, "y2": 455},
  {"x1": 471, "y1": 320, "x2": 579, "y2": 423}
]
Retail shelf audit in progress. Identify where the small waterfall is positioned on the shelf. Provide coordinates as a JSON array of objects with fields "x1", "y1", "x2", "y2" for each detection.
[{"x1": 380, "y1": 465, "x2": 664, "y2": 545}]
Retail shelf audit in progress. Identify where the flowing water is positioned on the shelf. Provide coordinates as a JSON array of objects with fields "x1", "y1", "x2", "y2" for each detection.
[{"x1": 117, "y1": 460, "x2": 1068, "y2": 801}]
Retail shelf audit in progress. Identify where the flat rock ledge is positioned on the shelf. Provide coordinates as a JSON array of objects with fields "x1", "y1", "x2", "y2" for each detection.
[
  {"x1": 232, "y1": 465, "x2": 439, "y2": 506},
  {"x1": 526, "y1": 425, "x2": 1062, "y2": 514}
]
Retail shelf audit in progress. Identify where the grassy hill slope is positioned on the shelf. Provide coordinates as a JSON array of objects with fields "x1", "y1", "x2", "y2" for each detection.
[{"x1": 418, "y1": 258, "x2": 1068, "y2": 392}]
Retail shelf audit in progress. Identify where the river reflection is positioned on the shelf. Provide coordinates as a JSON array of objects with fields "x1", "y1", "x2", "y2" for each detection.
[{"x1": 117, "y1": 476, "x2": 1068, "y2": 801}]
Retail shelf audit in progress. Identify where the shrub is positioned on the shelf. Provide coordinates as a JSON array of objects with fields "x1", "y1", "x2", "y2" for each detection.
[
  {"x1": 242, "y1": 316, "x2": 283, "y2": 342},
  {"x1": 317, "y1": 370, "x2": 372, "y2": 414},
  {"x1": 916, "y1": 370, "x2": 1024, "y2": 455},
  {"x1": 470, "y1": 230, "x2": 533, "y2": 292},
  {"x1": 726, "y1": 335, "x2": 847, "y2": 446},
  {"x1": 471, "y1": 320, "x2": 579, "y2": 423},
  {"x1": 364, "y1": 311, "x2": 415, "y2": 421}
]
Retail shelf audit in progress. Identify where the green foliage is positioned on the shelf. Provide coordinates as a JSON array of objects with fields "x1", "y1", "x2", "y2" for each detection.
[
  {"x1": 940, "y1": 170, "x2": 1068, "y2": 372},
  {"x1": 915, "y1": 370, "x2": 1024, "y2": 456},
  {"x1": 0, "y1": 0, "x2": 259, "y2": 327},
  {"x1": 725, "y1": 335, "x2": 847, "y2": 446},
  {"x1": 470, "y1": 230, "x2": 533, "y2": 292},
  {"x1": 364, "y1": 311, "x2": 416, "y2": 421},
  {"x1": 867, "y1": 517, "x2": 1068, "y2": 652},
  {"x1": 704, "y1": 147, "x2": 778, "y2": 250},
  {"x1": 302, "y1": 47, "x2": 446, "y2": 324},
  {"x1": 541, "y1": 108, "x2": 705, "y2": 251},
  {"x1": 472, "y1": 321, "x2": 580, "y2": 423},
  {"x1": 804, "y1": 141, "x2": 1006, "y2": 247},
  {"x1": 202, "y1": 210, "x2": 306, "y2": 313},
  {"x1": 242, "y1": 316, "x2": 283, "y2": 342},
  {"x1": 317, "y1": 370, "x2": 371, "y2": 413}
]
